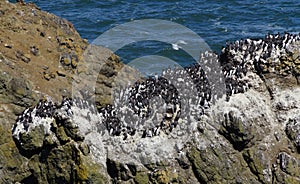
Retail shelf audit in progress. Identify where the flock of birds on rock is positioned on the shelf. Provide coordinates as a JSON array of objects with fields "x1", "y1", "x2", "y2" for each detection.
[
  {"x1": 99, "y1": 63, "x2": 212, "y2": 139},
  {"x1": 13, "y1": 99, "x2": 55, "y2": 133},
  {"x1": 220, "y1": 32, "x2": 300, "y2": 99},
  {"x1": 12, "y1": 32, "x2": 300, "y2": 140}
]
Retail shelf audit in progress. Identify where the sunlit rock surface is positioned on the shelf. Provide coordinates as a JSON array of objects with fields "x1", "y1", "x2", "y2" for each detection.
[
  {"x1": 3, "y1": 0, "x2": 300, "y2": 183},
  {"x1": 11, "y1": 32, "x2": 300, "y2": 183}
]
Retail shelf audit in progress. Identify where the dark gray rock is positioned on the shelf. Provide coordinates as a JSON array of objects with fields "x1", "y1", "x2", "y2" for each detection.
[{"x1": 286, "y1": 119, "x2": 300, "y2": 152}]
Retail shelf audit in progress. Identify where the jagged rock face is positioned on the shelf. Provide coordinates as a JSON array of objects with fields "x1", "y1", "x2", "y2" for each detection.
[
  {"x1": 11, "y1": 98, "x2": 107, "y2": 183},
  {"x1": 10, "y1": 33, "x2": 300, "y2": 184},
  {"x1": 286, "y1": 120, "x2": 300, "y2": 152},
  {"x1": 0, "y1": 1, "x2": 119, "y2": 182}
]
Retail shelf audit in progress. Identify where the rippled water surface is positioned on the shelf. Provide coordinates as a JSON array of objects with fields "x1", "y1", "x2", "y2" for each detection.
[{"x1": 22, "y1": 0, "x2": 300, "y2": 74}]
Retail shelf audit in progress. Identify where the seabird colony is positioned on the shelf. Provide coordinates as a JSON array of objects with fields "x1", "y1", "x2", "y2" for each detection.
[
  {"x1": 12, "y1": 33, "x2": 300, "y2": 141},
  {"x1": 220, "y1": 32, "x2": 300, "y2": 99}
]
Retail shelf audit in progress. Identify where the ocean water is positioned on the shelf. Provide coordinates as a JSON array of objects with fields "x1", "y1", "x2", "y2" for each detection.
[{"x1": 18, "y1": 0, "x2": 300, "y2": 75}]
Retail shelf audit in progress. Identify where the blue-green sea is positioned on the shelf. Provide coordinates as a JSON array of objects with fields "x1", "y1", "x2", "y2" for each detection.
[{"x1": 16, "y1": 0, "x2": 300, "y2": 75}]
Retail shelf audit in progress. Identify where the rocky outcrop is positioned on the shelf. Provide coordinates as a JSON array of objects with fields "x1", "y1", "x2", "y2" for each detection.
[
  {"x1": 0, "y1": 1, "x2": 129, "y2": 183},
  {"x1": 2, "y1": 1, "x2": 300, "y2": 184},
  {"x1": 11, "y1": 98, "x2": 107, "y2": 183},
  {"x1": 9, "y1": 33, "x2": 300, "y2": 184}
]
